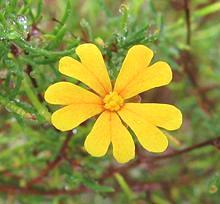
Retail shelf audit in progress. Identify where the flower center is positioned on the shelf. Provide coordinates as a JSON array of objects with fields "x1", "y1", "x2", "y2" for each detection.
[{"x1": 103, "y1": 91, "x2": 124, "y2": 111}]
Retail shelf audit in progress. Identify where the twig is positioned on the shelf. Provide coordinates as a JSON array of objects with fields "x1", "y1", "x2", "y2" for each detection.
[
  {"x1": 183, "y1": 0, "x2": 191, "y2": 45},
  {"x1": 0, "y1": 136, "x2": 219, "y2": 196},
  {"x1": 0, "y1": 185, "x2": 88, "y2": 196},
  {"x1": 100, "y1": 159, "x2": 140, "y2": 182},
  {"x1": 198, "y1": 84, "x2": 220, "y2": 93},
  {"x1": 27, "y1": 132, "x2": 73, "y2": 186},
  {"x1": 0, "y1": 165, "x2": 215, "y2": 197},
  {"x1": 180, "y1": 0, "x2": 215, "y2": 113},
  {"x1": 99, "y1": 136, "x2": 220, "y2": 182},
  {"x1": 153, "y1": 136, "x2": 220, "y2": 160}
]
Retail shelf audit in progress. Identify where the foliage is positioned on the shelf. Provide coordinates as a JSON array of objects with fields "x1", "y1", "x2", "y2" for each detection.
[{"x1": 0, "y1": 0, "x2": 220, "y2": 203}]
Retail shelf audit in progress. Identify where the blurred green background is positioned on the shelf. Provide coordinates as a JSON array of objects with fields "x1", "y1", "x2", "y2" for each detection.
[{"x1": 0, "y1": 0, "x2": 220, "y2": 203}]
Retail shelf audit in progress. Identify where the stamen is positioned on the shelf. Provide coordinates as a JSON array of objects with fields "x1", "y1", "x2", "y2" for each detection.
[{"x1": 103, "y1": 91, "x2": 124, "y2": 111}]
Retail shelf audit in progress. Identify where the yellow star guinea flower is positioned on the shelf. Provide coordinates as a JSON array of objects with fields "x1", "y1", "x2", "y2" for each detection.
[{"x1": 45, "y1": 44, "x2": 182, "y2": 163}]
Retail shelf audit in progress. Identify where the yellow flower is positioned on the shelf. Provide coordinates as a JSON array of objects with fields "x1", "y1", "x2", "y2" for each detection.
[{"x1": 45, "y1": 44, "x2": 182, "y2": 163}]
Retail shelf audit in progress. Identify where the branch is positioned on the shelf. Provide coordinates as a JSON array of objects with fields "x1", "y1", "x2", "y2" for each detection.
[
  {"x1": 183, "y1": 0, "x2": 191, "y2": 45},
  {"x1": 100, "y1": 159, "x2": 140, "y2": 182},
  {"x1": 0, "y1": 185, "x2": 88, "y2": 196},
  {"x1": 101, "y1": 136, "x2": 220, "y2": 181},
  {"x1": 0, "y1": 136, "x2": 219, "y2": 196},
  {"x1": 152, "y1": 136, "x2": 220, "y2": 160},
  {"x1": 181, "y1": 0, "x2": 215, "y2": 113},
  {"x1": 27, "y1": 132, "x2": 73, "y2": 186},
  {"x1": 0, "y1": 163, "x2": 215, "y2": 197}
]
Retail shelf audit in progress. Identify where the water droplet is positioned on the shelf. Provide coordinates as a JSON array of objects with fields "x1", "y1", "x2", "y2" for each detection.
[
  {"x1": 15, "y1": 98, "x2": 20, "y2": 102},
  {"x1": 72, "y1": 129, "x2": 77, "y2": 134},
  {"x1": 17, "y1": 15, "x2": 28, "y2": 31}
]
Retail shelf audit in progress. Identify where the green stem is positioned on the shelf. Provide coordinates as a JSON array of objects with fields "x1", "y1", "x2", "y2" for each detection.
[
  {"x1": 0, "y1": 94, "x2": 33, "y2": 119},
  {"x1": 168, "y1": 2, "x2": 220, "y2": 32},
  {"x1": 114, "y1": 173, "x2": 135, "y2": 202},
  {"x1": 14, "y1": 38, "x2": 76, "y2": 58},
  {"x1": 22, "y1": 74, "x2": 51, "y2": 122}
]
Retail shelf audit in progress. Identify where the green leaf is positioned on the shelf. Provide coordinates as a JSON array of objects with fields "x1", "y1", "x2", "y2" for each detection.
[{"x1": 82, "y1": 178, "x2": 114, "y2": 193}]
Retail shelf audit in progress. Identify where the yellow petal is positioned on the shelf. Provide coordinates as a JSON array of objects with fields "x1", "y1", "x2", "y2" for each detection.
[
  {"x1": 110, "y1": 112, "x2": 135, "y2": 163},
  {"x1": 118, "y1": 107, "x2": 168, "y2": 153},
  {"x1": 59, "y1": 56, "x2": 108, "y2": 96},
  {"x1": 44, "y1": 82, "x2": 102, "y2": 105},
  {"x1": 84, "y1": 111, "x2": 111, "y2": 157},
  {"x1": 114, "y1": 45, "x2": 153, "y2": 96},
  {"x1": 76, "y1": 43, "x2": 112, "y2": 95},
  {"x1": 122, "y1": 103, "x2": 182, "y2": 130},
  {"x1": 116, "y1": 61, "x2": 172, "y2": 99},
  {"x1": 85, "y1": 111, "x2": 135, "y2": 163},
  {"x1": 51, "y1": 104, "x2": 103, "y2": 131}
]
